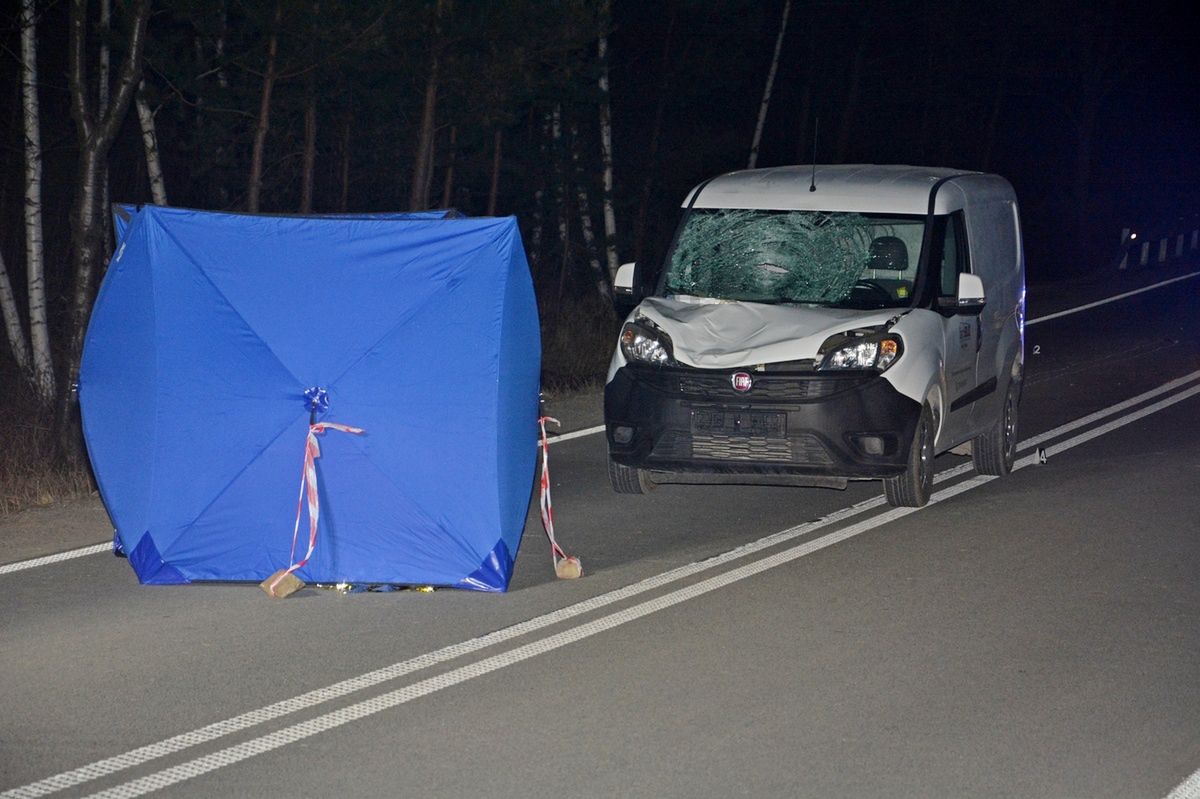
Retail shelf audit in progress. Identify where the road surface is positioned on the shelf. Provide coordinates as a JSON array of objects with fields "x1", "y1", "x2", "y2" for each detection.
[{"x1": 2, "y1": 266, "x2": 1199, "y2": 798}]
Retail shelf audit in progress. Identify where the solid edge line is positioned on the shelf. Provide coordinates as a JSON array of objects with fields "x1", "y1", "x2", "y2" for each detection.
[
  {"x1": 75, "y1": 376, "x2": 1200, "y2": 799},
  {"x1": 546, "y1": 424, "x2": 605, "y2": 445},
  {"x1": 1026, "y1": 270, "x2": 1200, "y2": 326},
  {"x1": 1166, "y1": 766, "x2": 1200, "y2": 799},
  {"x1": 6, "y1": 368, "x2": 1200, "y2": 799},
  {"x1": 0, "y1": 543, "x2": 111, "y2": 576}
]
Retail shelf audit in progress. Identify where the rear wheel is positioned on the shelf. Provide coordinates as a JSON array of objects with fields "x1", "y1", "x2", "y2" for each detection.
[
  {"x1": 884, "y1": 403, "x2": 935, "y2": 507},
  {"x1": 973, "y1": 378, "x2": 1020, "y2": 476},
  {"x1": 608, "y1": 458, "x2": 656, "y2": 494}
]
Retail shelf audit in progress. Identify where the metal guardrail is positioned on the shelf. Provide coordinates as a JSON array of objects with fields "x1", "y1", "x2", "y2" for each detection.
[{"x1": 1117, "y1": 214, "x2": 1200, "y2": 270}]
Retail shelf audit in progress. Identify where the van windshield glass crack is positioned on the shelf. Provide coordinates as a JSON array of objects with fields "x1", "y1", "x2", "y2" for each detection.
[{"x1": 664, "y1": 209, "x2": 923, "y2": 308}]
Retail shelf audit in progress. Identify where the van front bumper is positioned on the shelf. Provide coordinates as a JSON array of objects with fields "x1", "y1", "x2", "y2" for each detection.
[{"x1": 604, "y1": 364, "x2": 922, "y2": 479}]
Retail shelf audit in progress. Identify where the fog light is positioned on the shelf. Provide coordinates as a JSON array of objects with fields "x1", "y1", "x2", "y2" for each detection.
[
  {"x1": 612, "y1": 425, "x2": 634, "y2": 445},
  {"x1": 857, "y1": 435, "x2": 885, "y2": 456}
]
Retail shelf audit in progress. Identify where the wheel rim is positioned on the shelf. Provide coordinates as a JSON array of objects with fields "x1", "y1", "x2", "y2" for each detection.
[
  {"x1": 919, "y1": 413, "x2": 933, "y2": 490},
  {"x1": 1003, "y1": 386, "x2": 1018, "y2": 462}
]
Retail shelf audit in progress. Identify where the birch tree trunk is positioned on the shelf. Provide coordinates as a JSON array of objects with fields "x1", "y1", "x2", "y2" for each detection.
[
  {"x1": 597, "y1": 18, "x2": 619, "y2": 280},
  {"x1": 409, "y1": 0, "x2": 446, "y2": 212},
  {"x1": 135, "y1": 82, "x2": 168, "y2": 204},
  {"x1": 247, "y1": 0, "x2": 282, "y2": 213},
  {"x1": 570, "y1": 124, "x2": 610, "y2": 301},
  {"x1": 408, "y1": 65, "x2": 438, "y2": 210},
  {"x1": 300, "y1": 75, "x2": 316, "y2": 213},
  {"x1": 552, "y1": 105, "x2": 571, "y2": 306},
  {"x1": 748, "y1": 0, "x2": 790, "y2": 169},
  {"x1": 633, "y1": 9, "x2": 675, "y2": 262},
  {"x1": 0, "y1": 249, "x2": 31, "y2": 376},
  {"x1": 99, "y1": 0, "x2": 112, "y2": 255},
  {"x1": 441, "y1": 125, "x2": 457, "y2": 209},
  {"x1": 20, "y1": 0, "x2": 54, "y2": 403},
  {"x1": 486, "y1": 129, "x2": 502, "y2": 216},
  {"x1": 528, "y1": 111, "x2": 551, "y2": 272},
  {"x1": 63, "y1": 0, "x2": 152, "y2": 453}
]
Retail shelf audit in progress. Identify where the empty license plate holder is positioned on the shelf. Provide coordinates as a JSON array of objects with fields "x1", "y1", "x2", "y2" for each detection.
[{"x1": 692, "y1": 408, "x2": 786, "y2": 437}]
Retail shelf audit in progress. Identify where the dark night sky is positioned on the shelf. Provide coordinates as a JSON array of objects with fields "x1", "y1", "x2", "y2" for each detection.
[
  {"x1": 1, "y1": 0, "x2": 1197, "y2": 288},
  {"x1": 610, "y1": 0, "x2": 1200, "y2": 276}
]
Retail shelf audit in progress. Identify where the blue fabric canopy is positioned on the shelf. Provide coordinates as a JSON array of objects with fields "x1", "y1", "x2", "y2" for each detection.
[{"x1": 82, "y1": 206, "x2": 541, "y2": 591}]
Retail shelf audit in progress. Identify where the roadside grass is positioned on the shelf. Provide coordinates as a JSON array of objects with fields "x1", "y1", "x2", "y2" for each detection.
[
  {"x1": 0, "y1": 385, "x2": 93, "y2": 515},
  {"x1": 540, "y1": 291, "x2": 620, "y2": 394}
]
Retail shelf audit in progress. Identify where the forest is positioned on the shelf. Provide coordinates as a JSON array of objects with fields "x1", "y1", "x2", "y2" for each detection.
[{"x1": 0, "y1": 0, "x2": 1196, "y2": 510}]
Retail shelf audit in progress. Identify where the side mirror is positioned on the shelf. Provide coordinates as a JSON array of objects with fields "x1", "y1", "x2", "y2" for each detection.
[
  {"x1": 954, "y1": 273, "x2": 987, "y2": 315},
  {"x1": 613, "y1": 262, "x2": 636, "y2": 296},
  {"x1": 613, "y1": 262, "x2": 640, "y2": 312}
]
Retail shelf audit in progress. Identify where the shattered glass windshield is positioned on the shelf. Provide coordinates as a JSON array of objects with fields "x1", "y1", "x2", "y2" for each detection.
[{"x1": 663, "y1": 209, "x2": 924, "y2": 308}]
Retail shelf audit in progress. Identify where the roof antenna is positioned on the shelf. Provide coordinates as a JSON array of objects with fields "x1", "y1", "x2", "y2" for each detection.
[{"x1": 809, "y1": 116, "x2": 819, "y2": 192}]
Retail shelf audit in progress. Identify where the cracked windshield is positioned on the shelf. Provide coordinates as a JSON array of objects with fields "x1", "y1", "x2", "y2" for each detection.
[{"x1": 664, "y1": 209, "x2": 924, "y2": 308}]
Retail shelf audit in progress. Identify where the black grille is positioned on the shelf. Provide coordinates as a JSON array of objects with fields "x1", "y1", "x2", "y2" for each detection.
[
  {"x1": 692, "y1": 433, "x2": 794, "y2": 462},
  {"x1": 651, "y1": 431, "x2": 833, "y2": 465},
  {"x1": 676, "y1": 373, "x2": 869, "y2": 401}
]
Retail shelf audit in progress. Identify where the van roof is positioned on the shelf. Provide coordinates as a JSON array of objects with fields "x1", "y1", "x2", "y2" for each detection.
[{"x1": 685, "y1": 164, "x2": 1012, "y2": 215}]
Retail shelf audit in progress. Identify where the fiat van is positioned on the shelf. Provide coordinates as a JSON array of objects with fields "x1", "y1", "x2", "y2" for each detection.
[{"x1": 604, "y1": 165, "x2": 1025, "y2": 507}]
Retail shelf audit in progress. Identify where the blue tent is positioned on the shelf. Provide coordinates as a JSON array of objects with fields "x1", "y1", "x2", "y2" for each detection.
[{"x1": 81, "y1": 205, "x2": 541, "y2": 591}]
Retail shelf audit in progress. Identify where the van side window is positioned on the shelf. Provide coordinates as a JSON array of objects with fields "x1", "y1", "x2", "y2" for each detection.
[{"x1": 938, "y1": 212, "x2": 971, "y2": 297}]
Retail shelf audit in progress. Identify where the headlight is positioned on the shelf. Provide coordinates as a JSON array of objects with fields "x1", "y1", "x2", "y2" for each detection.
[
  {"x1": 818, "y1": 332, "x2": 902, "y2": 371},
  {"x1": 620, "y1": 321, "x2": 674, "y2": 366}
]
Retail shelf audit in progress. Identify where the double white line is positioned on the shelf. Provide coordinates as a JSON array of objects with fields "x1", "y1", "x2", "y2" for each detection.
[{"x1": 6, "y1": 369, "x2": 1200, "y2": 799}]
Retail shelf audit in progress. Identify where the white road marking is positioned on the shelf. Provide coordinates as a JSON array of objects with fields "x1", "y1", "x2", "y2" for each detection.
[
  {"x1": 1167, "y1": 766, "x2": 1200, "y2": 799},
  {"x1": 6, "y1": 373, "x2": 1199, "y2": 799},
  {"x1": 0, "y1": 544, "x2": 111, "y2": 576},
  {"x1": 545, "y1": 424, "x2": 605, "y2": 444},
  {"x1": 1025, "y1": 270, "x2": 1200, "y2": 326}
]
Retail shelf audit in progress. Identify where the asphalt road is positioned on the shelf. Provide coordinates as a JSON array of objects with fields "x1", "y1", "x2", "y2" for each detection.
[{"x1": 2, "y1": 266, "x2": 1199, "y2": 798}]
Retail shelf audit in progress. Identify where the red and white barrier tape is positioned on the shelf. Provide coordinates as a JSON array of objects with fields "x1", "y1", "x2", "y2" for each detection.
[
  {"x1": 538, "y1": 416, "x2": 581, "y2": 577},
  {"x1": 268, "y1": 422, "x2": 365, "y2": 597}
]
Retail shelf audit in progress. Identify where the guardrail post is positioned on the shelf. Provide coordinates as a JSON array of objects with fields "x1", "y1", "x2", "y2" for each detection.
[
  {"x1": 1158, "y1": 238, "x2": 1168, "y2": 263},
  {"x1": 1192, "y1": 230, "x2": 1198, "y2": 251},
  {"x1": 1140, "y1": 241, "x2": 1150, "y2": 266},
  {"x1": 1176, "y1": 234, "x2": 1185, "y2": 258}
]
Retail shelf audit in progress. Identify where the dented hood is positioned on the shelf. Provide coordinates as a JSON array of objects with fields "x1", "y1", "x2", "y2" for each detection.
[{"x1": 636, "y1": 296, "x2": 898, "y2": 369}]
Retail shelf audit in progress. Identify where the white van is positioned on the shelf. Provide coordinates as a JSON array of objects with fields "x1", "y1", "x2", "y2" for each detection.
[{"x1": 605, "y1": 165, "x2": 1025, "y2": 507}]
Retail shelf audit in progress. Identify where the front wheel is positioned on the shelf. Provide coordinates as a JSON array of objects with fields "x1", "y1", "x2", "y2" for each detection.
[
  {"x1": 884, "y1": 403, "x2": 935, "y2": 507},
  {"x1": 608, "y1": 458, "x2": 656, "y2": 494},
  {"x1": 973, "y1": 378, "x2": 1020, "y2": 476}
]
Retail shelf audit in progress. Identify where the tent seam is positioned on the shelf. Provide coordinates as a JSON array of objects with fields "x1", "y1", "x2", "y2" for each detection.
[
  {"x1": 153, "y1": 221, "x2": 308, "y2": 389},
  {"x1": 325, "y1": 220, "x2": 509, "y2": 389}
]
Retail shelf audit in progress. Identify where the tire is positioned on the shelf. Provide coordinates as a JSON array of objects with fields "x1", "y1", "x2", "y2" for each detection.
[
  {"x1": 884, "y1": 403, "x2": 935, "y2": 508},
  {"x1": 973, "y1": 378, "x2": 1020, "y2": 476},
  {"x1": 608, "y1": 458, "x2": 656, "y2": 494}
]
